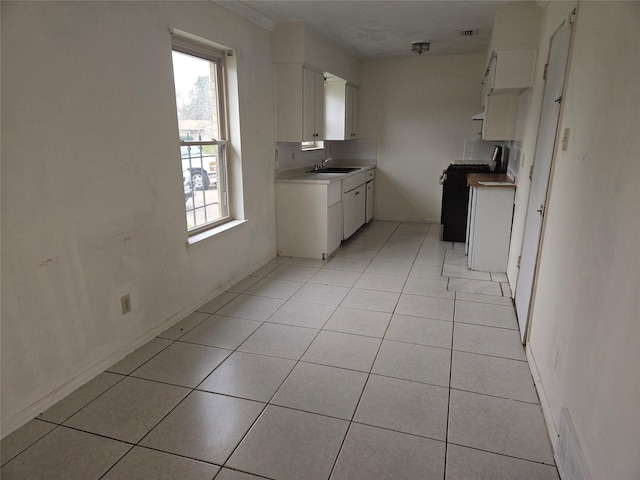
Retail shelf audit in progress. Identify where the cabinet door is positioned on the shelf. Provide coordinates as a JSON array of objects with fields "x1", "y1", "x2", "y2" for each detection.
[
  {"x1": 351, "y1": 86, "x2": 359, "y2": 139},
  {"x1": 302, "y1": 67, "x2": 316, "y2": 141},
  {"x1": 482, "y1": 91, "x2": 519, "y2": 140},
  {"x1": 314, "y1": 70, "x2": 325, "y2": 140},
  {"x1": 485, "y1": 55, "x2": 497, "y2": 94},
  {"x1": 343, "y1": 184, "x2": 366, "y2": 240},
  {"x1": 274, "y1": 64, "x2": 304, "y2": 142},
  {"x1": 346, "y1": 85, "x2": 358, "y2": 139},
  {"x1": 494, "y1": 50, "x2": 536, "y2": 91},
  {"x1": 365, "y1": 180, "x2": 374, "y2": 223}
]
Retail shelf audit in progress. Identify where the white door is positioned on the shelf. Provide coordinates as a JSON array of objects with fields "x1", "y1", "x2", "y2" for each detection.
[{"x1": 515, "y1": 21, "x2": 573, "y2": 343}]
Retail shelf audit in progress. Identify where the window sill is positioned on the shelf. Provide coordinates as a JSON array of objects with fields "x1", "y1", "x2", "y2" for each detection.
[{"x1": 186, "y1": 219, "x2": 248, "y2": 247}]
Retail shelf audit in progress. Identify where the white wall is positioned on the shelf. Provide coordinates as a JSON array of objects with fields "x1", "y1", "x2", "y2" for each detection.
[
  {"x1": 1, "y1": 1, "x2": 276, "y2": 435},
  {"x1": 525, "y1": 2, "x2": 640, "y2": 478},
  {"x1": 359, "y1": 54, "x2": 485, "y2": 222},
  {"x1": 488, "y1": 1, "x2": 543, "y2": 58},
  {"x1": 272, "y1": 22, "x2": 360, "y2": 85}
]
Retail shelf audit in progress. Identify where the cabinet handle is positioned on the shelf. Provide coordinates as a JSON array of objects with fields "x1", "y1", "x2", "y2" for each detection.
[{"x1": 355, "y1": 191, "x2": 360, "y2": 195}]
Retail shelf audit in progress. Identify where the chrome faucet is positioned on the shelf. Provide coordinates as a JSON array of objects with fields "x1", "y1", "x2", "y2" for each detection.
[{"x1": 316, "y1": 157, "x2": 332, "y2": 170}]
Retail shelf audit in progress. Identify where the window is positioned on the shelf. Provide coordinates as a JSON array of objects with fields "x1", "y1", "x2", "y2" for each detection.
[
  {"x1": 171, "y1": 35, "x2": 230, "y2": 234},
  {"x1": 302, "y1": 140, "x2": 325, "y2": 151}
]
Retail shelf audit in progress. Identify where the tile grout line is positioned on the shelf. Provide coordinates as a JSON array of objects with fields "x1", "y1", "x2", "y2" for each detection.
[
  {"x1": 126, "y1": 284, "x2": 294, "y2": 475},
  {"x1": 444, "y1": 252, "x2": 455, "y2": 480},
  {"x1": 217, "y1": 224, "x2": 389, "y2": 477},
  {"x1": 326, "y1": 221, "x2": 403, "y2": 479},
  {"x1": 22, "y1": 309, "x2": 229, "y2": 476},
  {"x1": 10, "y1": 222, "x2": 544, "y2": 479}
]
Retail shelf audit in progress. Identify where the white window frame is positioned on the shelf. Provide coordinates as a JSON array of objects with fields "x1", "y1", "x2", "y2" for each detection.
[
  {"x1": 172, "y1": 33, "x2": 232, "y2": 236},
  {"x1": 302, "y1": 140, "x2": 325, "y2": 151}
]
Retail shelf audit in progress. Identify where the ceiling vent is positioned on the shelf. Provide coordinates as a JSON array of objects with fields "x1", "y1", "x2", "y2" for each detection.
[{"x1": 459, "y1": 29, "x2": 477, "y2": 37}]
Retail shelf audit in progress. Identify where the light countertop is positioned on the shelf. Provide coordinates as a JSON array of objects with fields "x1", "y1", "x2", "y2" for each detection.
[
  {"x1": 467, "y1": 173, "x2": 516, "y2": 189},
  {"x1": 276, "y1": 164, "x2": 375, "y2": 185}
]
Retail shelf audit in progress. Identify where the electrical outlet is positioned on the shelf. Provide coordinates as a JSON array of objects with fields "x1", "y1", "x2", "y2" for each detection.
[{"x1": 121, "y1": 294, "x2": 132, "y2": 315}]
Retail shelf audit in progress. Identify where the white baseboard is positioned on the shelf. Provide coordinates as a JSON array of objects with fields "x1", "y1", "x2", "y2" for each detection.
[
  {"x1": 526, "y1": 344, "x2": 559, "y2": 451},
  {"x1": 1, "y1": 251, "x2": 277, "y2": 438},
  {"x1": 555, "y1": 407, "x2": 592, "y2": 480}
]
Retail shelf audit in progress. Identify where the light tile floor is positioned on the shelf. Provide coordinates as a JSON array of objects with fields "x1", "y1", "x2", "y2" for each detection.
[{"x1": 1, "y1": 221, "x2": 559, "y2": 480}]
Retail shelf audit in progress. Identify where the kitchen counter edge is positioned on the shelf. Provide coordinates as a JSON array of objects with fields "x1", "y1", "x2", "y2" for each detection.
[
  {"x1": 467, "y1": 173, "x2": 516, "y2": 188},
  {"x1": 275, "y1": 165, "x2": 376, "y2": 185}
]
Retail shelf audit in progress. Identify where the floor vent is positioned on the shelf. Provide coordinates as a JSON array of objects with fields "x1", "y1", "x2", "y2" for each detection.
[{"x1": 556, "y1": 408, "x2": 592, "y2": 480}]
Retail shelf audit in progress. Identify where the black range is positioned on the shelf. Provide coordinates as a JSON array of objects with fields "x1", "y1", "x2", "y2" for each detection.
[{"x1": 439, "y1": 163, "x2": 491, "y2": 242}]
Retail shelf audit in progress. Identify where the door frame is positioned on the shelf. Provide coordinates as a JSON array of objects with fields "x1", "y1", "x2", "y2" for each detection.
[{"x1": 516, "y1": 11, "x2": 577, "y2": 344}]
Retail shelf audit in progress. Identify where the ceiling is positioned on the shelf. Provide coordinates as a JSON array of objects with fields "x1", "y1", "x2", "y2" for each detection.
[{"x1": 216, "y1": 1, "x2": 505, "y2": 59}]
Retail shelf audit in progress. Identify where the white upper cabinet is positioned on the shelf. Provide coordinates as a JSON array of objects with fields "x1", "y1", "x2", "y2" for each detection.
[
  {"x1": 486, "y1": 50, "x2": 537, "y2": 93},
  {"x1": 275, "y1": 64, "x2": 325, "y2": 142},
  {"x1": 480, "y1": 50, "x2": 536, "y2": 140},
  {"x1": 346, "y1": 84, "x2": 359, "y2": 139},
  {"x1": 477, "y1": 1, "x2": 542, "y2": 141},
  {"x1": 325, "y1": 78, "x2": 359, "y2": 140},
  {"x1": 303, "y1": 67, "x2": 325, "y2": 141}
]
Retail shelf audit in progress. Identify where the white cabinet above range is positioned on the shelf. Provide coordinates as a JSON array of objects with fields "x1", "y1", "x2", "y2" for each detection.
[
  {"x1": 485, "y1": 50, "x2": 537, "y2": 94},
  {"x1": 478, "y1": 49, "x2": 537, "y2": 140}
]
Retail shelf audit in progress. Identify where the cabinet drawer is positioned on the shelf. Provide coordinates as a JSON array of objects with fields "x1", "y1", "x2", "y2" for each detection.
[{"x1": 342, "y1": 168, "x2": 375, "y2": 193}]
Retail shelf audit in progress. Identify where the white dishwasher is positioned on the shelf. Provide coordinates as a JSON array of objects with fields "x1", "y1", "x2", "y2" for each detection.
[
  {"x1": 341, "y1": 168, "x2": 375, "y2": 240},
  {"x1": 343, "y1": 183, "x2": 366, "y2": 239}
]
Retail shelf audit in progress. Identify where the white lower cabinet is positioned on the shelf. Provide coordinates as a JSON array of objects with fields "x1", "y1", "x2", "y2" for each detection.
[
  {"x1": 275, "y1": 168, "x2": 375, "y2": 258},
  {"x1": 466, "y1": 186, "x2": 516, "y2": 272},
  {"x1": 275, "y1": 181, "x2": 342, "y2": 259}
]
